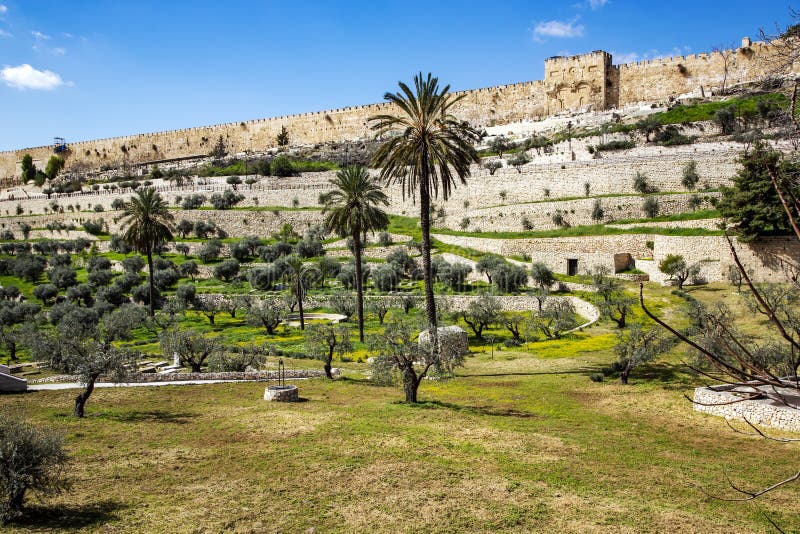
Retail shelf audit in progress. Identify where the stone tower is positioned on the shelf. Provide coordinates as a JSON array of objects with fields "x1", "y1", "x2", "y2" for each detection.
[{"x1": 543, "y1": 51, "x2": 615, "y2": 114}]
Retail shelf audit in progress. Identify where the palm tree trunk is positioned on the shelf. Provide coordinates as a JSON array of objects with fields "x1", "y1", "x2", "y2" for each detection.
[
  {"x1": 353, "y1": 229, "x2": 365, "y2": 342},
  {"x1": 419, "y1": 176, "x2": 437, "y2": 332},
  {"x1": 419, "y1": 167, "x2": 439, "y2": 396},
  {"x1": 146, "y1": 245, "x2": 155, "y2": 317}
]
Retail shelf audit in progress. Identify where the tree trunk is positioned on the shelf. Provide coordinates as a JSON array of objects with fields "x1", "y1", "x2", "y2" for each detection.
[
  {"x1": 402, "y1": 366, "x2": 419, "y2": 403},
  {"x1": 324, "y1": 352, "x2": 333, "y2": 379},
  {"x1": 353, "y1": 229, "x2": 365, "y2": 342},
  {"x1": 297, "y1": 282, "x2": 305, "y2": 330},
  {"x1": 73, "y1": 376, "x2": 97, "y2": 417},
  {"x1": 418, "y1": 171, "x2": 438, "y2": 347},
  {"x1": 190, "y1": 362, "x2": 202, "y2": 373},
  {"x1": 620, "y1": 362, "x2": 631, "y2": 385},
  {"x1": 7, "y1": 340, "x2": 16, "y2": 362},
  {"x1": 146, "y1": 245, "x2": 155, "y2": 317}
]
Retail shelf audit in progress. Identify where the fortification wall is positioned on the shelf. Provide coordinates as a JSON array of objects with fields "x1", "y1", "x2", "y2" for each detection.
[
  {"x1": 617, "y1": 40, "x2": 794, "y2": 105},
  {"x1": 1, "y1": 38, "x2": 793, "y2": 181},
  {"x1": 0, "y1": 80, "x2": 546, "y2": 181}
]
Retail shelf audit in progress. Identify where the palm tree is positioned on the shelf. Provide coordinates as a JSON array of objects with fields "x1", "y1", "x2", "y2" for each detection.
[
  {"x1": 320, "y1": 166, "x2": 389, "y2": 342},
  {"x1": 283, "y1": 255, "x2": 321, "y2": 330},
  {"x1": 370, "y1": 73, "x2": 479, "y2": 343},
  {"x1": 121, "y1": 188, "x2": 174, "y2": 317}
]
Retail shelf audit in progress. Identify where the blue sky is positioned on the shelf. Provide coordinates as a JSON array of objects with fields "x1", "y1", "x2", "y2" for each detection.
[{"x1": 0, "y1": 1, "x2": 794, "y2": 151}]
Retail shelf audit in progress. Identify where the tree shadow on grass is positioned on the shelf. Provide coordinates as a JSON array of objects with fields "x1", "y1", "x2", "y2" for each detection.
[
  {"x1": 13, "y1": 500, "x2": 125, "y2": 530},
  {"x1": 632, "y1": 361, "x2": 698, "y2": 390},
  {"x1": 460, "y1": 365, "x2": 606, "y2": 379},
  {"x1": 397, "y1": 399, "x2": 543, "y2": 419},
  {"x1": 93, "y1": 410, "x2": 197, "y2": 424}
]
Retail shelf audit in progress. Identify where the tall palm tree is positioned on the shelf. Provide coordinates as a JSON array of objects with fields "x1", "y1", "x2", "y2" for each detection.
[
  {"x1": 283, "y1": 255, "x2": 321, "y2": 330},
  {"x1": 370, "y1": 73, "x2": 479, "y2": 340},
  {"x1": 121, "y1": 188, "x2": 174, "y2": 317},
  {"x1": 320, "y1": 165, "x2": 389, "y2": 342}
]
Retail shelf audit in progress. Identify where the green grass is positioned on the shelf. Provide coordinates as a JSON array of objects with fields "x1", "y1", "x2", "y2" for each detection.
[
  {"x1": 4, "y1": 284, "x2": 799, "y2": 532},
  {"x1": 430, "y1": 223, "x2": 723, "y2": 239},
  {"x1": 609, "y1": 208, "x2": 721, "y2": 225}
]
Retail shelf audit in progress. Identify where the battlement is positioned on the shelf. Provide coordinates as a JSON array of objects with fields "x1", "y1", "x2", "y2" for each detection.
[{"x1": 0, "y1": 36, "x2": 792, "y2": 179}]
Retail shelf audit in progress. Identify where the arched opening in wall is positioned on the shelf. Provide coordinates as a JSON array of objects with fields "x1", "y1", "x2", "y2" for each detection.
[{"x1": 579, "y1": 97, "x2": 585, "y2": 107}]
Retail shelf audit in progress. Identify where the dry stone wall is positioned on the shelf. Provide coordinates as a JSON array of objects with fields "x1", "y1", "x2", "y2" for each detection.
[{"x1": 693, "y1": 385, "x2": 800, "y2": 432}]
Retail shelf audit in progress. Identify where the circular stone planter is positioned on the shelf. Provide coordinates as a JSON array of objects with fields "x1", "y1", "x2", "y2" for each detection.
[{"x1": 263, "y1": 384, "x2": 298, "y2": 402}]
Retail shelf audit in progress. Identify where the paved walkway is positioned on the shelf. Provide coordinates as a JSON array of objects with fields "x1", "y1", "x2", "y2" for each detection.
[{"x1": 28, "y1": 379, "x2": 273, "y2": 391}]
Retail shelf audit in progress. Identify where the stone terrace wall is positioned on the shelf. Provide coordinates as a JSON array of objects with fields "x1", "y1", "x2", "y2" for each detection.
[{"x1": 694, "y1": 385, "x2": 800, "y2": 432}]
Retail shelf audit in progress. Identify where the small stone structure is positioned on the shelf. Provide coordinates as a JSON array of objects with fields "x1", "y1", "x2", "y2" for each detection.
[
  {"x1": 264, "y1": 384, "x2": 299, "y2": 402},
  {"x1": 419, "y1": 325, "x2": 470, "y2": 356},
  {"x1": 693, "y1": 383, "x2": 800, "y2": 432},
  {"x1": 0, "y1": 364, "x2": 27, "y2": 393}
]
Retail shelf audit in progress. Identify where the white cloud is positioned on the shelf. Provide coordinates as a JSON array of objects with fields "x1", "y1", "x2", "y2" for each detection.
[
  {"x1": 533, "y1": 19, "x2": 584, "y2": 42},
  {"x1": 31, "y1": 30, "x2": 50, "y2": 40},
  {"x1": 0, "y1": 5, "x2": 7, "y2": 15},
  {"x1": 1, "y1": 64, "x2": 64, "y2": 90},
  {"x1": 0, "y1": 29, "x2": 11, "y2": 38},
  {"x1": 52, "y1": 47, "x2": 65, "y2": 56},
  {"x1": 588, "y1": 0, "x2": 608, "y2": 9}
]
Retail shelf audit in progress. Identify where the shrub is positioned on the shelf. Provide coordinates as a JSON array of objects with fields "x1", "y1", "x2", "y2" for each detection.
[
  {"x1": 688, "y1": 194, "x2": 703, "y2": 210},
  {"x1": 0, "y1": 415, "x2": 68, "y2": 524},
  {"x1": 197, "y1": 239, "x2": 223, "y2": 263},
  {"x1": 229, "y1": 241, "x2": 251, "y2": 262},
  {"x1": 654, "y1": 125, "x2": 693, "y2": 146},
  {"x1": 153, "y1": 268, "x2": 180, "y2": 290},
  {"x1": 82, "y1": 220, "x2": 105, "y2": 236},
  {"x1": 377, "y1": 232, "x2": 393, "y2": 247},
  {"x1": 181, "y1": 194, "x2": 206, "y2": 210},
  {"x1": 47, "y1": 266, "x2": 78, "y2": 289},
  {"x1": 633, "y1": 172, "x2": 656, "y2": 194},
  {"x1": 111, "y1": 198, "x2": 126, "y2": 210},
  {"x1": 681, "y1": 161, "x2": 700, "y2": 190},
  {"x1": 483, "y1": 160, "x2": 502, "y2": 175},
  {"x1": 93, "y1": 204, "x2": 104, "y2": 212},
  {"x1": 642, "y1": 196, "x2": 660, "y2": 218},
  {"x1": 271, "y1": 156, "x2": 295, "y2": 177},
  {"x1": 296, "y1": 239, "x2": 325, "y2": 259},
  {"x1": 551, "y1": 210, "x2": 569, "y2": 228},
  {"x1": 595, "y1": 140, "x2": 635, "y2": 151},
  {"x1": 589, "y1": 373, "x2": 604, "y2": 383},
  {"x1": 122, "y1": 255, "x2": 145, "y2": 274},
  {"x1": 521, "y1": 216, "x2": 534, "y2": 231},
  {"x1": 714, "y1": 106, "x2": 738, "y2": 134},
  {"x1": 248, "y1": 265, "x2": 281, "y2": 290},
  {"x1": 210, "y1": 190, "x2": 244, "y2": 210},
  {"x1": 371, "y1": 264, "x2": 399, "y2": 292},
  {"x1": 213, "y1": 259, "x2": 240, "y2": 281},
  {"x1": 109, "y1": 234, "x2": 132, "y2": 254},
  {"x1": 591, "y1": 199, "x2": 604, "y2": 222},
  {"x1": 33, "y1": 283, "x2": 58, "y2": 304}
]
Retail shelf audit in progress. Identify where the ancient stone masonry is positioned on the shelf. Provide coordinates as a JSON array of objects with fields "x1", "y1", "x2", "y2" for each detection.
[{"x1": 2, "y1": 37, "x2": 795, "y2": 180}]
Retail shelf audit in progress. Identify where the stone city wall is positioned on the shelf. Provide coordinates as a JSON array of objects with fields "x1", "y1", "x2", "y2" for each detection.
[{"x1": 1, "y1": 38, "x2": 792, "y2": 180}]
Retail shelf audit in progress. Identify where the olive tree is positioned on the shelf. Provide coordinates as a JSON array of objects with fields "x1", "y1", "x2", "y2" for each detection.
[
  {"x1": 459, "y1": 294, "x2": 500, "y2": 340},
  {"x1": 368, "y1": 319, "x2": 443, "y2": 403},
  {"x1": 304, "y1": 323, "x2": 352, "y2": 379},
  {"x1": 158, "y1": 329, "x2": 221, "y2": 373},
  {"x1": 0, "y1": 415, "x2": 68, "y2": 524},
  {"x1": 245, "y1": 298, "x2": 286, "y2": 335}
]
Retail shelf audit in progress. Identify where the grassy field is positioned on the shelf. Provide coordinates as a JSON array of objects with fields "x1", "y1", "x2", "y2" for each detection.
[{"x1": 3, "y1": 285, "x2": 799, "y2": 532}]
